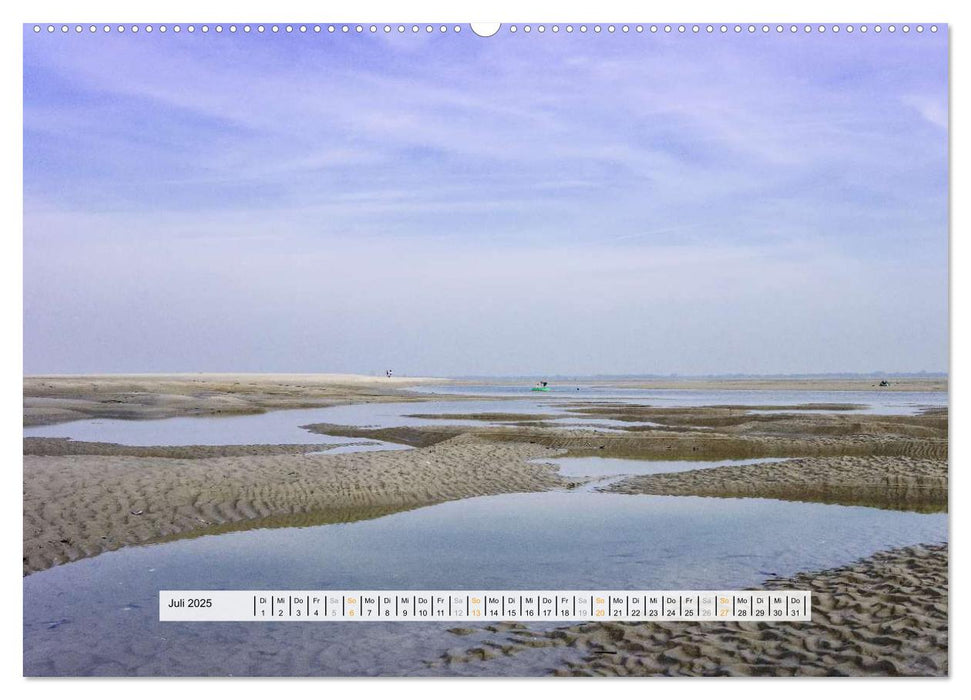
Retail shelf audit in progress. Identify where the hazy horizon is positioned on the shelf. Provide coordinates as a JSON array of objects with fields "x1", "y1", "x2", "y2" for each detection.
[
  {"x1": 20, "y1": 370, "x2": 949, "y2": 380},
  {"x1": 24, "y1": 26, "x2": 948, "y2": 376}
]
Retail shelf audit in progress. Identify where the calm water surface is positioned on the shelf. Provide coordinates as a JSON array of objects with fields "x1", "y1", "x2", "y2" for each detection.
[
  {"x1": 24, "y1": 388, "x2": 946, "y2": 447},
  {"x1": 412, "y1": 385, "x2": 946, "y2": 415},
  {"x1": 540, "y1": 456, "x2": 786, "y2": 478},
  {"x1": 22, "y1": 388, "x2": 948, "y2": 675},
  {"x1": 24, "y1": 490, "x2": 947, "y2": 676}
]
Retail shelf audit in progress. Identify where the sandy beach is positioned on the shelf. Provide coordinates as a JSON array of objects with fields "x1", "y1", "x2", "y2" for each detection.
[
  {"x1": 22, "y1": 374, "x2": 948, "y2": 675},
  {"x1": 571, "y1": 378, "x2": 946, "y2": 392},
  {"x1": 23, "y1": 435, "x2": 563, "y2": 575},
  {"x1": 306, "y1": 418, "x2": 948, "y2": 461},
  {"x1": 444, "y1": 377, "x2": 946, "y2": 392},
  {"x1": 604, "y1": 456, "x2": 947, "y2": 512},
  {"x1": 438, "y1": 544, "x2": 947, "y2": 676},
  {"x1": 23, "y1": 19, "x2": 951, "y2": 681},
  {"x1": 23, "y1": 374, "x2": 944, "y2": 428},
  {"x1": 23, "y1": 373, "x2": 446, "y2": 427}
]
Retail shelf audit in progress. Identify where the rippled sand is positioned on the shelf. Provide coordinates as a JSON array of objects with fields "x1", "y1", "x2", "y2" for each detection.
[
  {"x1": 23, "y1": 373, "x2": 446, "y2": 427},
  {"x1": 435, "y1": 544, "x2": 948, "y2": 676},
  {"x1": 604, "y1": 456, "x2": 947, "y2": 512},
  {"x1": 22, "y1": 374, "x2": 949, "y2": 676},
  {"x1": 23, "y1": 436, "x2": 563, "y2": 574}
]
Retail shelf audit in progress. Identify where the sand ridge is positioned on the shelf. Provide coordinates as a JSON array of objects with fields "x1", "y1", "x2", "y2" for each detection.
[
  {"x1": 23, "y1": 437, "x2": 355, "y2": 459},
  {"x1": 23, "y1": 436, "x2": 564, "y2": 575},
  {"x1": 441, "y1": 377, "x2": 946, "y2": 392},
  {"x1": 305, "y1": 421, "x2": 948, "y2": 461},
  {"x1": 604, "y1": 456, "x2": 948, "y2": 512},
  {"x1": 23, "y1": 373, "x2": 447, "y2": 427},
  {"x1": 434, "y1": 544, "x2": 947, "y2": 676},
  {"x1": 21, "y1": 375, "x2": 949, "y2": 676}
]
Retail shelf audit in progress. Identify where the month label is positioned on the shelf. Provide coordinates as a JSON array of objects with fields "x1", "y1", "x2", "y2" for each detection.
[{"x1": 160, "y1": 590, "x2": 812, "y2": 622}]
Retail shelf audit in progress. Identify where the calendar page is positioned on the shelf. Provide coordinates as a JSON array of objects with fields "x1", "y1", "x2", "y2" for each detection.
[{"x1": 22, "y1": 15, "x2": 948, "y2": 679}]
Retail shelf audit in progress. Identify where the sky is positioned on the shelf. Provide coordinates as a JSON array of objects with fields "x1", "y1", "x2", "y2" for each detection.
[{"x1": 23, "y1": 25, "x2": 948, "y2": 376}]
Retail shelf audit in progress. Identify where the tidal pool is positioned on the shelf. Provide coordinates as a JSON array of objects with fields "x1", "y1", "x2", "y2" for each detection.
[
  {"x1": 22, "y1": 388, "x2": 949, "y2": 675},
  {"x1": 22, "y1": 400, "x2": 549, "y2": 446},
  {"x1": 412, "y1": 385, "x2": 946, "y2": 415},
  {"x1": 23, "y1": 386, "x2": 946, "y2": 449},
  {"x1": 538, "y1": 456, "x2": 786, "y2": 478},
  {"x1": 24, "y1": 489, "x2": 947, "y2": 676}
]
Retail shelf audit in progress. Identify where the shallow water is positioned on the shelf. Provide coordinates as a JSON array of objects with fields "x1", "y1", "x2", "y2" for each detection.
[
  {"x1": 310, "y1": 442, "x2": 414, "y2": 455},
  {"x1": 23, "y1": 406, "x2": 366, "y2": 446},
  {"x1": 24, "y1": 490, "x2": 947, "y2": 676},
  {"x1": 22, "y1": 400, "x2": 548, "y2": 446},
  {"x1": 545, "y1": 416, "x2": 667, "y2": 431},
  {"x1": 23, "y1": 388, "x2": 948, "y2": 675},
  {"x1": 539, "y1": 456, "x2": 786, "y2": 478},
  {"x1": 412, "y1": 385, "x2": 946, "y2": 415},
  {"x1": 23, "y1": 386, "x2": 945, "y2": 448}
]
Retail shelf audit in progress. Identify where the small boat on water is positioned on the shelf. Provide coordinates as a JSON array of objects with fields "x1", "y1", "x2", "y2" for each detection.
[{"x1": 531, "y1": 381, "x2": 551, "y2": 392}]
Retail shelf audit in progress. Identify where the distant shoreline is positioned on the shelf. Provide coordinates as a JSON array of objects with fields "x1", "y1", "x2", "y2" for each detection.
[
  {"x1": 435, "y1": 377, "x2": 947, "y2": 393},
  {"x1": 23, "y1": 372, "x2": 947, "y2": 385}
]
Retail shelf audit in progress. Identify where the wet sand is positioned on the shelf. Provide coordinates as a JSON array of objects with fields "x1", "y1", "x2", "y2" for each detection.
[
  {"x1": 23, "y1": 436, "x2": 563, "y2": 575},
  {"x1": 23, "y1": 437, "x2": 351, "y2": 459},
  {"x1": 23, "y1": 373, "x2": 446, "y2": 427},
  {"x1": 438, "y1": 543, "x2": 947, "y2": 676},
  {"x1": 306, "y1": 421, "x2": 948, "y2": 461},
  {"x1": 307, "y1": 399, "x2": 947, "y2": 460},
  {"x1": 614, "y1": 378, "x2": 947, "y2": 392},
  {"x1": 604, "y1": 456, "x2": 947, "y2": 512},
  {"x1": 22, "y1": 374, "x2": 948, "y2": 675},
  {"x1": 24, "y1": 379, "x2": 948, "y2": 575},
  {"x1": 446, "y1": 377, "x2": 947, "y2": 392}
]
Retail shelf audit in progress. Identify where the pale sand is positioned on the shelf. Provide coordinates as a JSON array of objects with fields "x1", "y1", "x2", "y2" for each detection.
[
  {"x1": 24, "y1": 379, "x2": 948, "y2": 575},
  {"x1": 435, "y1": 543, "x2": 947, "y2": 676},
  {"x1": 610, "y1": 378, "x2": 947, "y2": 392},
  {"x1": 306, "y1": 422, "x2": 948, "y2": 460},
  {"x1": 446, "y1": 377, "x2": 947, "y2": 392},
  {"x1": 23, "y1": 373, "x2": 447, "y2": 427},
  {"x1": 21, "y1": 377, "x2": 949, "y2": 676},
  {"x1": 562, "y1": 404, "x2": 948, "y2": 438},
  {"x1": 307, "y1": 402, "x2": 947, "y2": 460},
  {"x1": 604, "y1": 456, "x2": 947, "y2": 512},
  {"x1": 23, "y1": 437, "x2": 349, "y2": 458},
  {"x1": 24, "y1": 431, "x2": 944, "y2": 576},
  {"x1": 23, "y1": 436, "x2": 563, "y2": 574}
]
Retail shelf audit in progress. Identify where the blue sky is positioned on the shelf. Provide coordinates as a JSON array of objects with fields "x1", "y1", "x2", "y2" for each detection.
[{"x1": 23, "y1": 26, "x2": 948, "y2": 375}]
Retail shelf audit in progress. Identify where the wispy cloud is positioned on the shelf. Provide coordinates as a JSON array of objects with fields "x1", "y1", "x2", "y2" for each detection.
[{"x1": 23, "y1": 29, "x2": 948, "y2": 374}]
